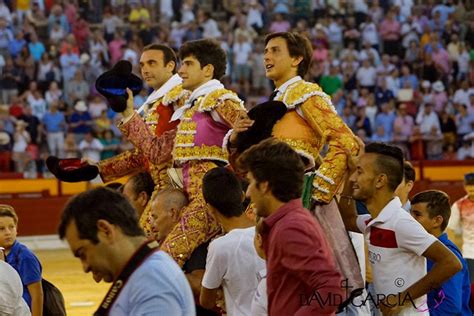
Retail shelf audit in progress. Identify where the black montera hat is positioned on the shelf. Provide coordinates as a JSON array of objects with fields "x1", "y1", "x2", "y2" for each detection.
[
  {"x1": 46, "y1": 156, "x2": 99, "y2": 182},
  {"x1": 234, "y1": 100, "x2": 287, "y2": 154},
  {"x1": 95, "y1": 60, "x2": 143, "y2": 112}
]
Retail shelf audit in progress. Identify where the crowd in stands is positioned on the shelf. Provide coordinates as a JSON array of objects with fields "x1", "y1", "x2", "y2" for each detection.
[{"x1": 0, "y1": 0, "x2": 474, "y2": 176}]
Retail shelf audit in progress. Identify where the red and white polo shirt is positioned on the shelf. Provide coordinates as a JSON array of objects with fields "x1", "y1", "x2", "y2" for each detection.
[{"x1": 357, "y1": 197, "x2": 437, "y2": 316}]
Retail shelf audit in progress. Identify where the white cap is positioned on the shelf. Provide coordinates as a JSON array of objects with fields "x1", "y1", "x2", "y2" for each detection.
[
  {"x1": 74, "y1": 100, "x2": 88, "y2": 112},
  {"x1": 80, "y1": 53, "x2": 90, "y2": 64},
  {"x1": 0, "y1": 261, "x2": 31, "y2": 316},
  {"x1": 432, "y1": 80, "x2": 444, "y2": 92}
]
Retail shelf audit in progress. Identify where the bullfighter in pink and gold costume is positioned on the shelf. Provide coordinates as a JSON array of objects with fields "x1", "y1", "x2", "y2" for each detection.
[{"x1": 121, "y1": 39, "x2": 244, "y2": 267}]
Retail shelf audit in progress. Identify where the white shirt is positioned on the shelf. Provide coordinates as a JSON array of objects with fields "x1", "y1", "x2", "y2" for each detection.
[
  {"x1": 250, "y1": 269, "x2": 267, "y2": 316},
  {"x1": 360, "y1": 23, "x2": 379, "y2": 46},
  {"x1": 247, "y1": 8, "x2": 263, "y2": 29},
  {"x1": 0, "y1": 261, "x2": 31, "y2": 316},
  {"x1": 202, "y1": 227, "x2": 265, "y2": 316},
  {"x1": 416, "y1": 111, "x2": 441, "y2": 135},
  {"x1": 123, "y1": 48, "x2": 138, "y2": 65},
  {"x1": 393, "y1": 0, "x2": 414, "y2": 19},
  {"x1": 233, "y1": 41, "x2": 253, "y2": 65},
  {"x1": 79, "y1": 138, "x2": 104, "y2": 162},
  {"x1": 356, "y1": 66, "x2": 377, "y2": 87},
  {"x1": 453, "y1": 88, "x2": 474, "y2": 106},
  {"x1": 328, "y1": 22, "x2": 343, "y2": 43},
  {"x1": 359, "y1": 48, "x2": 380, "y2": 65},
  {"x1": 458, "y1": 52, "x2": 470, "y2": 73},
  {"x1": 356, "y1": 197, "x2": 436, "y2": 316},
  {"x1": 202, "y1": 18, "x2": 222, "y2": 39}
]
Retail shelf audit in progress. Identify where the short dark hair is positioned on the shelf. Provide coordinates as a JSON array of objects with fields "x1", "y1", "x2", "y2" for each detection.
[
  {"x1": 58, "y1": 187, "x2": 144, "y2": 243},
  {"x1": 238, "y1": 138, "x2": 305, "y2": 202},
  {"x1": 403, "y1": 161, "x2": 415, "y2": 183},
  {"x1": 130, "y1": 172, "x2": 155, "y2": 201},
  {"x1": 143, "y1": 43, "x2": 178, "y2": 73},
  {"x1": 202, "y1": 167, "x2": 244, "y2": 218},
  {"x1": 264, "y1": 32, "x2": 313, "y2": 77},
  {"x1": 365, "y1": 142, "x2": 404, "y2": 192},
  {"x1": 411, "y1": 190, "x2": 451, "y2": 231},
  {"x1": 105, "y1": 182, "x2": 123, "y2": 191},
  {"x1": 178, "y1": 39, "x2": 227, "y2": 79}
]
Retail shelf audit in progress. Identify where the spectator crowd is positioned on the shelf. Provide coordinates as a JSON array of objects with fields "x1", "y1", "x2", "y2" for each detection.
[{"x1": 0, "y1": 0, "x2": 474, "y2": 177}]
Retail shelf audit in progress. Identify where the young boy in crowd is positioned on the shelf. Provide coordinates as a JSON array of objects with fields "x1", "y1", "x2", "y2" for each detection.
[
  {"x1": 0, "y1": 204, "x2": 43, "y2": 316},
  {"x1": 200, "y1": 167, "x2": 265, "y2": 316},
  {"x1": 411, "y1": 190, "x2": 471, "y2": 315}
]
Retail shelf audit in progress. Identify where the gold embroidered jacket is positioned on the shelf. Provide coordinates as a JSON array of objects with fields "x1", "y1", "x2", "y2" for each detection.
[
  {"x1": 98, "y1": 84, "x2": 188, "y2": 187},
  {"x1": 173, "y1": 88, "x2": 245, "y2": 164},
  {"x1": 274, "y1": 80, "x2": 360, "y2": 203}
]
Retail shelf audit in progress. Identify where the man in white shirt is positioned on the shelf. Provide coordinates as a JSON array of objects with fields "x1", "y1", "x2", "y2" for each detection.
[
  {"x1": 0, "y1": 260, "x2": 31, "y2": 316},
  {"x1": 198, "y1": 10, "x2": 221, "y2": 39},
  {"x1": 416, "y1": 103, "x2": 441, "y2": 135},
  {"x1": 200, "y1": 167, "x2": 265, "y2": 316},
  {"x1": 338, "y1": 142, "x2": 462, "y2": 316},
  {"x1": 79, "y1": 132, "x2": 104, "y2": 162},
  {"x1": 453, "y1": 80, "x2": 474, "y2": 107},
  {"x1": 356, "y1": 59, "x2": 377, "y2": 89}
]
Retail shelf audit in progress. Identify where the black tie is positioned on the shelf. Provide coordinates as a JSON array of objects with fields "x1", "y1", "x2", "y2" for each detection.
[{"x1": 269, "y1": 90, "x2": 279, "y2": 101}]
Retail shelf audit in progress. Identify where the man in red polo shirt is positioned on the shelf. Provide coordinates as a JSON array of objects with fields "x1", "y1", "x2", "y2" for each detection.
[{"x1": 238, "y1": 138, "x2": 343, "y2": 315}]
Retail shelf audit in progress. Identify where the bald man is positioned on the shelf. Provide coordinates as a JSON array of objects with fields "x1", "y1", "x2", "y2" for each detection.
[
  {"x1": 150, "y1": 188, "x2": 218, "y2": 316},
  {"x1": 150, "y1": 188, "x2": 189, "y2": 243}
]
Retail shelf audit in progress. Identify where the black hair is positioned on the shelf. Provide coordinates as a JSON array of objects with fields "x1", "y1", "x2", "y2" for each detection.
[
  {"x1": 264, "y1": 32, "x2": 313, "y2": 77},
  {"x1": 58, "y1": 187, "x2": 144, "y2": 243},
  {"x1": 143, "y1": 43, "x2": 178, "y2": 73},
  {"x1": 105, "y1": 182, "x2": 123, "y2": 191},
  {"x1": 365, "y1": 142, "x2": 404, "y2": 191},
  {"x1": 178, "y1": 39, "x2": 227, "y2": 79},
  {"x1": 202, "y1": 167, "x2": 244, "y2": 218},
  {"x1": 129, "y1": 172, "x2": 155, "y2": 201},
  {"x1": 411, "y1": 190, "x2": 451, "y2": 231},
  {"x1": 238, "y1": 138, "x2": 305, "y2": 202},
  {"x1": 403, "y1": 161, "x2": 416, "y2": 183}
]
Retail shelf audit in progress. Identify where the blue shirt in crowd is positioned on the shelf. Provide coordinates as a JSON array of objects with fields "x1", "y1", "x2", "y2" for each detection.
[
  {"x1": 5, "y1": 240, "x2": 42, "y2": 309},
  {"x1": 8, "y1": 38, "x2": 26, "y2": 58},
  {"x1": 70, "y1": 112, "x2": 92, "y2": 134},
  {"x1": 28, "y1": 42, "x2": 46, "y2": 62},
  {"x1": 111, "y1": 250, "x2": 195, "y2": 316},
  {"x1": 427, "y1": 233, "x2": 471, "y2": 316},
  {"x1": 42, "y1": 112, "x2": 65, "y2": 133}
]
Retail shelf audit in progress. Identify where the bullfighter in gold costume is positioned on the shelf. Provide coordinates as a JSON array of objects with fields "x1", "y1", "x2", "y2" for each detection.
[{"x1": 121, "y1": 39, "x2": 244, "y2": 267}]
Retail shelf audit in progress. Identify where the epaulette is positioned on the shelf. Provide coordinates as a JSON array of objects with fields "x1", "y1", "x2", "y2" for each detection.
[
  {"x1": 198, "y1": 88, "x2": 244, "y2": 112},
  {"x1": 162, "y1": 84, "x2": 190, "y2": 106},
  {"x1": 279, "y1": 81, "x2": 335, "y2": 112}
]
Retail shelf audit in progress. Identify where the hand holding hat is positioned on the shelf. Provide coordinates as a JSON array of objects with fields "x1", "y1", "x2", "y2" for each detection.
[
  {"x1": 95, "y1": 60, "x2": 143, "y2": 113},
  {"x1": 46, "y1": 156, "x2": 99, "y2": 182}
]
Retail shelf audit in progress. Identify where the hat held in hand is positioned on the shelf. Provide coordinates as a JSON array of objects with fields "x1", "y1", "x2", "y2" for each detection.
[
  {"x1": 95, "y1": 60, "x2": 143, "y2": 112},
  {"x1": 46, "y1": 156, "x2": 99, "y2": 182}
]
